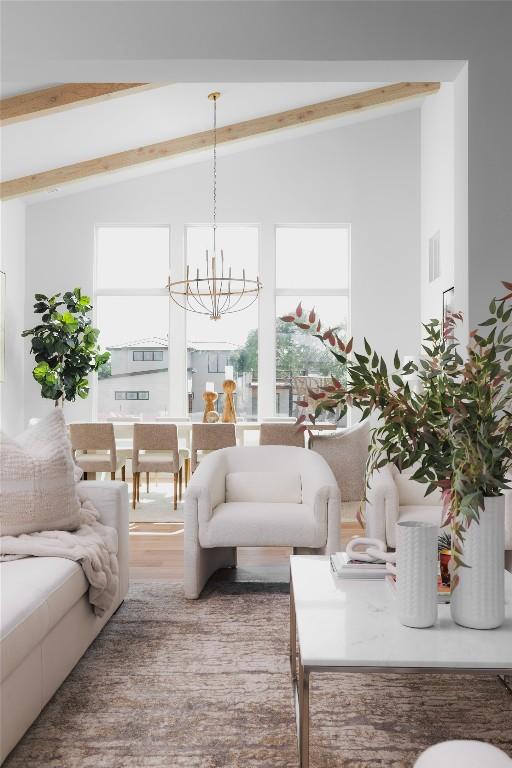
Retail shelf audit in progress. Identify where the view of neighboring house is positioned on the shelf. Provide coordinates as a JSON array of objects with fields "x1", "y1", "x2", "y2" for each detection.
[
  {"x1": 99, "y1": 333, "x2": 343, "y2": 422},
  {"x1": 98, "y1": 337, "x2": 255, "y2": 421}
]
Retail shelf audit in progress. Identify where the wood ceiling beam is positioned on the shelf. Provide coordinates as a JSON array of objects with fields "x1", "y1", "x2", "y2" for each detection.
[
  {"x1": 0, "y1": 82, "x2": 440, "y2": 200},
  {"x1": 0, "y1": 83, "x2": 153, "y2": 125}
]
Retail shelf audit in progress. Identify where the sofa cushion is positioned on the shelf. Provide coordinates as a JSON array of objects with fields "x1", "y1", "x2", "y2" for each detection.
[
  {"x1": 0, "y1": 557, "x2": 88, "y2": 681},
  {"x1": 199, "y1": 502, "x2": 325, "y2": 548},
  {"x1": 225, "y1": 471, "x2": 302, "y2": 504},
  {"x1": 0, "y1": 410, "x2": 81, "y2": 536}
]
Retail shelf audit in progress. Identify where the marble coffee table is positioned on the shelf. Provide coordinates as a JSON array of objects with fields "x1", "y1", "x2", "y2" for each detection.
[{"x1": 289, "y1": 556, "x2": 512, "y2": 768}]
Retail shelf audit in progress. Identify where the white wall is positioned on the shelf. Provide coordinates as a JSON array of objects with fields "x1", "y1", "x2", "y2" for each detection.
[
  {"x1": 7, "y1": 0, "x2": 511, "y2": 329},
  {"x1": 24, "y1": 108, "x2": 421, "y2": 424},
  {"x1": 421, "y1": 83, "x2": 456, "y2": 326},
  {"x1": 420, "y1": 74, "x2": 469, "y2": 344},
  {"x1": 0, "y1": 199, "x2": 26, "y2": 435}
]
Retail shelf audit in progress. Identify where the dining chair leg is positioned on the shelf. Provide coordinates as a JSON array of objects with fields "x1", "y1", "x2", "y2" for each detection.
[
  {"x1": 132, "y1": 474, "x2": 137, "y2": 510},
  {"x1": 146, "y1": 472, "x2": 150, "y2": 493},
  {"x1": 178, "y1": 466, "x2": 183, "y2": 499},
  {"x1": 184, "y1": 457, "x2": 190, "y2": 486},
  {"x1": 173, "y1": 473, "x2": 178, "y2": 510},
  {"x1": 137, "y1": 473, "x2": 141, "y2": 502},
  {"x1": 84, "y1": 472, "x2": 88, "y2": 481},
  {"x1": 121, "y1": 465, "x2": 126, "y2": 482},
  {"x1": 111, "y1": 471, "x2": 116, "y2": 480}
]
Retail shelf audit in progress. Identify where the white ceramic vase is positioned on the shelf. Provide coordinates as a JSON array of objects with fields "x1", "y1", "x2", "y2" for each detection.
[
  {"x1": 450, "y1": 495, "x2": 505, "y2": 629},
  {"x1": 396, "y1": 521, "x2": 438, "y2": 628}
]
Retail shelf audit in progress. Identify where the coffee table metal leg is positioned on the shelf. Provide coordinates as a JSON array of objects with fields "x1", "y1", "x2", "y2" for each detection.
[
  {"x1": 498, "y1": 675, "x2": 512, "y2": 696},
  {"x1": 290, "y1": 581, "x2": 297, "y2": 680},
  {"x1": 298, "y1": 659, "x2": 310, "y2": 768}
]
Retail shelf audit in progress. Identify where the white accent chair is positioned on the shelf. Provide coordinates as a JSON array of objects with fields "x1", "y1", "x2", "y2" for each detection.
[
  {"x1": 184, "y1": 446, "x2": 341, "y2": 599},
  {"x1": 414, "y1": 740, "x2": 512, "y2": 767},
  {"x1": 366, "y1": 464, "x2": 446, "y2": 549},
  {"x1": 366, "y1": 464, "x2": 512, "y2": 569}
]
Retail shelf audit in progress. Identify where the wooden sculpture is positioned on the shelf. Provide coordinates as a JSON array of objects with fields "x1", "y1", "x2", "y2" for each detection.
[
  {"x1": 222, "y1": 379, "x2": 237, "y2": 423},
  {"x1": 202, "y1": 390, "x2": 219, "y2": 423}
]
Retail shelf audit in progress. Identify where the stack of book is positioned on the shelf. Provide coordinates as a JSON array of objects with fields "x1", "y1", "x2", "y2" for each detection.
[{"x1": 330, "y1": 552, "x2": 388, "y2": 579}]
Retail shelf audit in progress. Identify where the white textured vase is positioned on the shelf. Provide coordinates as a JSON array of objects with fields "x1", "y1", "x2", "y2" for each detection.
[
  {"x1": 450, "y1": 495, "x2": 505, "y2": 629},
  {"x1": 396, "y1": 521, "x2": 438, "y2": 628}
]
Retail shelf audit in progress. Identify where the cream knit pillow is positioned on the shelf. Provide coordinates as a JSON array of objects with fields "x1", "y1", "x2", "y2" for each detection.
[{"x1": 0, "y1": 410, "x2": 81, "y2": 536}]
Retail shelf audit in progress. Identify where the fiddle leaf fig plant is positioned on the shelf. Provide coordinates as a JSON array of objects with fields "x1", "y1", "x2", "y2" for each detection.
[
  {"x1": 281, "y1": 281, "x2": 512, "y2": 578},
  {"x1": 22, "y1": 288, "x2": 110, "y2": 405}
]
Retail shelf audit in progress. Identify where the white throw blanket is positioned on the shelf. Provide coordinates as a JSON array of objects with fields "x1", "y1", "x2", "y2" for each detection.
[{"x1": 0, "y1": 500, "x2": 118, "y2": 617}]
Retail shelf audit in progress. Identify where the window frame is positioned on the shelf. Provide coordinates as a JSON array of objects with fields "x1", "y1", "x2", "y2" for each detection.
[
  {"x1": 184, "y1": 223, "x2": 261, "y2": 422},
  {"x1": 93, "y1": 222, "x2": 350, "y2": 423},
  {"x1": 273, "y1": 223, "x2": 351, "y2": 417},
  {"x1": 93, "y1": 224, "x2": 171, "y2": 420},
  {"x1": 114, "y1": 390, "x2": 150, "y2": 401}
]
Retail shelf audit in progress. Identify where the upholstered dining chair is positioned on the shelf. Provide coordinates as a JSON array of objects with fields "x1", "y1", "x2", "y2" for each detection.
[
  {"x1": 191, "y1": 423, "x2": 236, "y2": 473},
  {"x1": 132, "y1": 423, "x2": 189, "y2": 511},
  {"x1": 259, "y1": 422, "x2": 306, "y2": 448},
  {"x1": 69, "y1": 423, "x2": 126, "y2": 481}
]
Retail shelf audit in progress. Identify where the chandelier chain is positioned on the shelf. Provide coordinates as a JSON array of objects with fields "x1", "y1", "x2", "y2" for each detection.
[{"x1": 166, "y1": 90, "x2": 261, "y2": 319}]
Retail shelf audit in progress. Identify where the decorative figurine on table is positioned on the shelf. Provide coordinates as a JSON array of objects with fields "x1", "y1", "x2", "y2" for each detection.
[
  {"x1": 222, "y1": 379, "x2": 237, "y2": 423},
  {"x1": 202, "y1": 391, "x2": 219, "y2": 423}
]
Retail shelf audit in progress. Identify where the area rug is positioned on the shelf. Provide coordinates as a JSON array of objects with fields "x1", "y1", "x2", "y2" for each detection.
[
  {"x1": 6, "y1": 581, "x2": 512, "y2": 768},
  {"x1": 129, "y1": 486, "x2": 184, "y2": 523}
]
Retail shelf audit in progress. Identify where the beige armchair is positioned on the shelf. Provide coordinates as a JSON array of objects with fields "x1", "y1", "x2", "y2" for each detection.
[
  {"x1": 366, "y1": 464, "x2": 446, "y2": 548},
  {"x1": 184, "y1": 445, "x2": 341, "y2": 598},
  {"x1": 132, "y1": 423, "x2": 189, "y2": 510},
  {"x1": 69, "y1": 422, "x2": 125, "y2": 481},
  {"x1": 191, "y1": 423, "x2": 236, "y2": 472},
  {"x1": 259, "y1": 422, "x2": 306, "y2": 447}
]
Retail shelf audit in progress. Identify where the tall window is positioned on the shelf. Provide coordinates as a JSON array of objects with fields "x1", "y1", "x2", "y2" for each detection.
[
  {"x1": 94, "y1": 223, "x2": 350, "y2": 423},
  {"x1": 95, "y1": 226, "x2": 170, "y2": 421},
  {"x1": 275, "y1": 226, "x2": 350, "y2": 419},
  {"x1": 186, "y1": 225, "x2": 259, "y2": 421}
]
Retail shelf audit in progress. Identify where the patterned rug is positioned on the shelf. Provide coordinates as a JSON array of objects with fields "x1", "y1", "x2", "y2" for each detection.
[{"x1": 6, "y1": 580, "x2": 512, "y2": 768}]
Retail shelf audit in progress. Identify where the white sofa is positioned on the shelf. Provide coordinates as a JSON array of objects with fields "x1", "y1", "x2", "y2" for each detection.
[
  {"x1": 366, "y1": 464, "x2": 512, "y2": 569},
  {"x1": 184, "y1": 445, "x2": 341, "y2": 598},
  {"x1": 0, "y1": 481, "x2": 129, "y2": 764}
]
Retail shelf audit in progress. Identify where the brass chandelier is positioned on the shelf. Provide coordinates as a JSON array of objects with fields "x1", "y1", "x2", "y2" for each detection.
[{"x1": 167, "y1": 91, "x2": 262, "y2": 320}]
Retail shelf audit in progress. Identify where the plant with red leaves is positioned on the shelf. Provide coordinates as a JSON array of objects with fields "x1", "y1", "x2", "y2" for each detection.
[{"x1": 281, "y1": 282, "x2": 512, "y2": 573}]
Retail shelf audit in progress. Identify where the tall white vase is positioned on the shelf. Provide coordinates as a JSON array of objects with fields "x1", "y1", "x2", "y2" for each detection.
[
  {"x1": 450, "y1": 495, "x2": 505, "y2": 629},
  {"x1": 396, "y1": 521, "x2": 438, "y2": 628}
]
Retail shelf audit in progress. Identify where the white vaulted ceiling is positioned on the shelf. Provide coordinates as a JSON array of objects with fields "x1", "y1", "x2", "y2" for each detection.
[{"x1": 1, "y1": 81, "x2": 429, "y2": 202}]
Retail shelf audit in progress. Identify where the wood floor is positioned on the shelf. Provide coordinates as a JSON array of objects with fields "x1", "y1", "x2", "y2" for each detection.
[{"x1": 129, "y1": 521, "x2": 362, "y2": 581}]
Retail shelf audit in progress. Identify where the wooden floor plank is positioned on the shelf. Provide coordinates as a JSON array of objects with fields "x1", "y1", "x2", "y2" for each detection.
[{"x1": 129, "y1": 521, "x2": 362, "y2": 581}]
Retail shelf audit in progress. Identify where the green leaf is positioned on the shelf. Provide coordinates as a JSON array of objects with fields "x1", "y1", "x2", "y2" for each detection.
[{"x1": 33, "y1": 362, "x2": 50, "y2": 381}]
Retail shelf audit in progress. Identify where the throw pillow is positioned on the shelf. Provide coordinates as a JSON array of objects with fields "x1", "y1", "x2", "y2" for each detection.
[
  {"x1": 0, "y1": 409, "x2": 81, "y2": 536},
  {"x1": 226, "y1": 471, "x2": 302, "y2": 504}
]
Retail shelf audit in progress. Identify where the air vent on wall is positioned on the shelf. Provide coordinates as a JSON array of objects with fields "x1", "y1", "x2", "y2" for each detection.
[{"x1": 428, "y1": 232, "x2": 440, "y2": 283}]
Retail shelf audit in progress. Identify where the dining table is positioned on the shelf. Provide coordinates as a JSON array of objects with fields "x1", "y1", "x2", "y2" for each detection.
[{"x1": 113, "y1": 420, "x2": 337, "y2": 458}]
